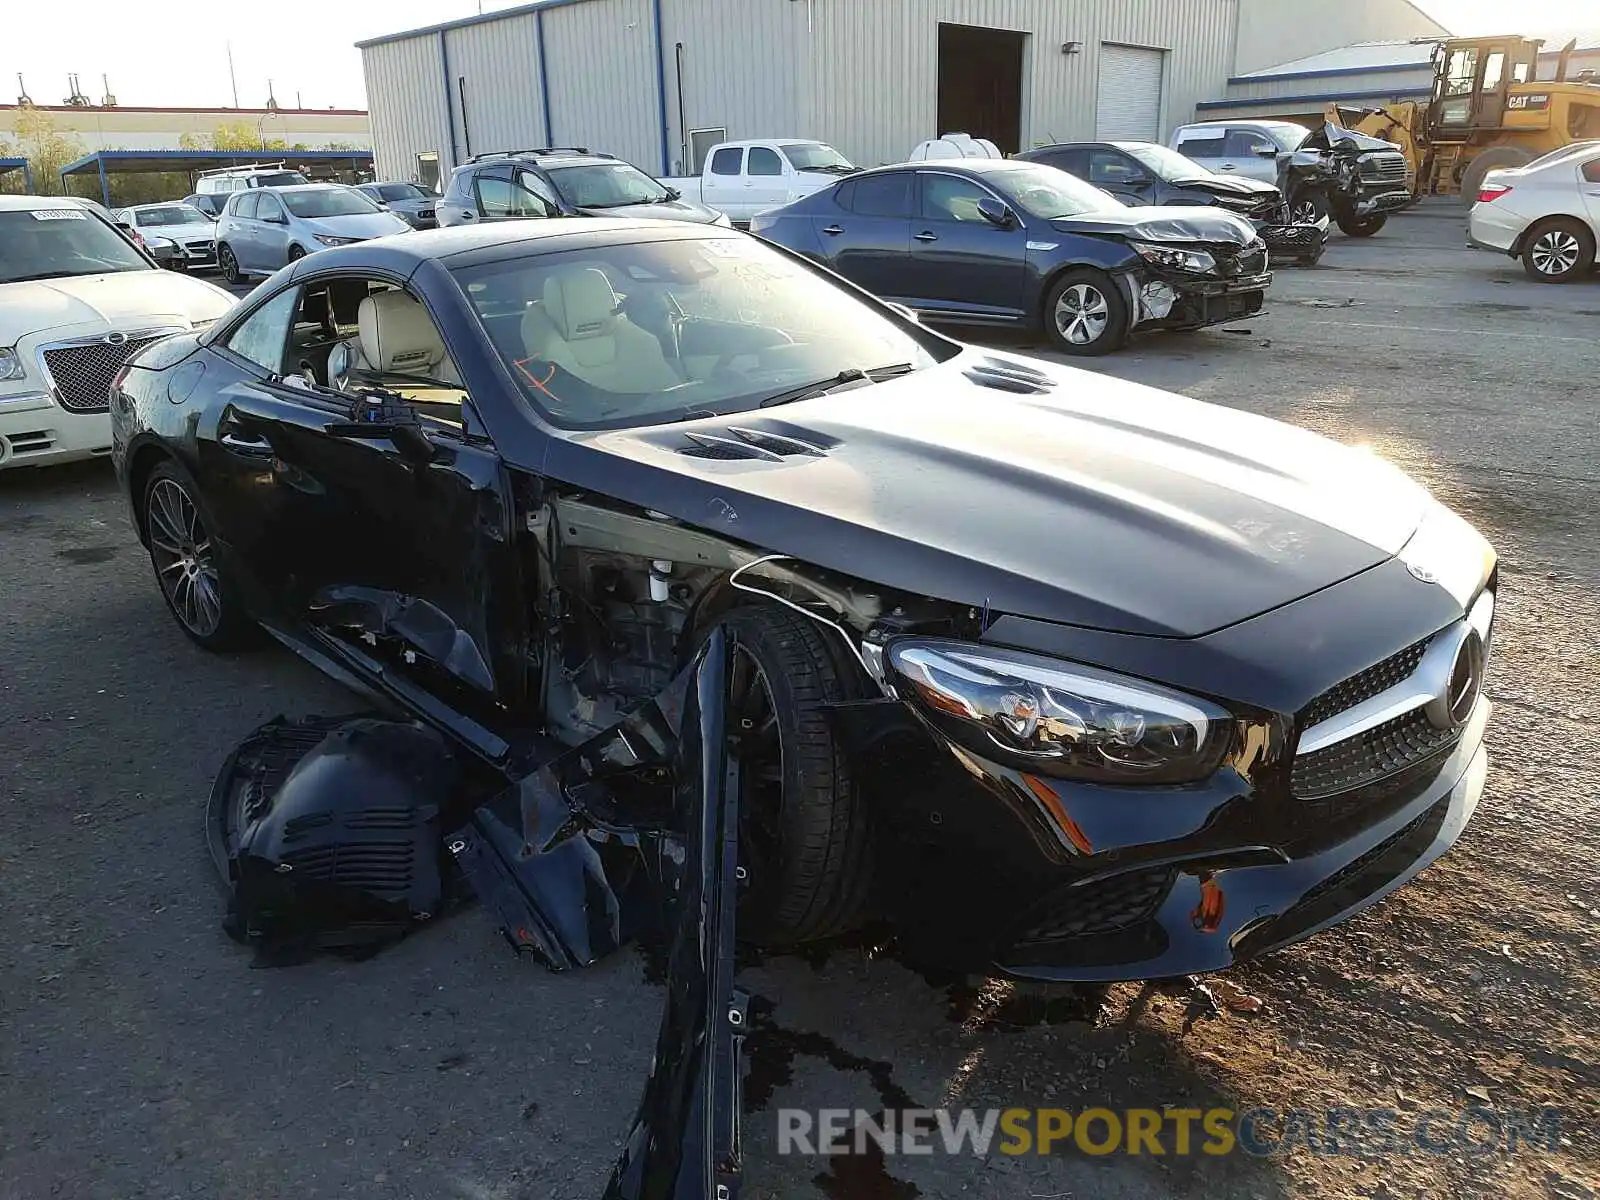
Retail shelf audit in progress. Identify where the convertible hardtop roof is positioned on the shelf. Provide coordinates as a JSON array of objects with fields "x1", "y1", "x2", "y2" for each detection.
[{"x1": 297, "y1": 216, "x2": 732, "y2": 274}]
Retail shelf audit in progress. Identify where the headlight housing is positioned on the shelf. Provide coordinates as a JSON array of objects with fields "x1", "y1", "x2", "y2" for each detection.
[
  {"x1": 886, "y1": 640, "x2": 1231, "y2": 784},
  {"x1": 1131, "y1": 242, "x2": 1216, "y2": 273},
  {"x1": 0, "y1": 347, "x2": 26, "y2": 383},
  {"x1": 314, "y1": 234, "x2": 357, "y2": 247}
]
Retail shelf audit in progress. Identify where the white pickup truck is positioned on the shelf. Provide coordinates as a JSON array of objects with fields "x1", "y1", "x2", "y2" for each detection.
[{"x1": 660, "y1": 139, "x2": 857, "y2": 226}]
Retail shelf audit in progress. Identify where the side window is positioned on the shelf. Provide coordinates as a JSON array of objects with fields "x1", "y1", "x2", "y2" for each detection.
[
  {"x1": 747, "y1": 146, "x2": 783, "y2": 176},
  {"x1": 1175, "y1": 132, "x2": 1225, "y2": 160},
  {"x1": 256, "y1": 194, "x2": 285, "y2": 222},
  {"x1": 1086, "y1": 150, "x2": 1144, "y2": 185},
  {"x1": 1223, "y1": 130, "x2": 1276, "y2": 158},
  {"x1": 919, "y1": 174, "x2": 994, "y2": 223},
  {"x1": 225, "y1": 287, "x2": 301, "y2": 375},
  {"x1": 847, "y1": 172, "x2": 912, "y2": 217},
  {"x1": 475, "y1": 169, "x2": 514, "y2": 216},
  {"x1": 1583, "y1": 157, "x2": 1600, "y2": 183},
  {"x1": 709, "y1": 147, "x2": 744, "y2": 176},
  {"x1": 1034, "y1": 150, "x2": 1084, "y2": 176},
  {"x1": 236, "y1": 193, "x2": 261, "y2": 219},
  {"x1": 512, "y1": 169, "x2": 563, "y2": 217}
]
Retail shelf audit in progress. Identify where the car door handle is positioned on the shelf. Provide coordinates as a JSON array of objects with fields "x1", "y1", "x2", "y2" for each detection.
[
  {"x1": 1217, "y1": 163, "x2": 1238, "y2": 172},
  {"x1": 821, "y1": 224, "x2": 844, "y2": 236},
  {"x1": 461, "y1": 210, "x2": 478, "y2": 221},
  {"x1": 220, "y1": 430, "x2": 274, "y2": 458},
  {"x1": 914, "y1": 231, "x2": 939, "y2": 242}
]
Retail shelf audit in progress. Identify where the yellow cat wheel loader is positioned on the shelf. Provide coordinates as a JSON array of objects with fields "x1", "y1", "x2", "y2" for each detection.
[{"x1": 1329, "y1": 36, "x2": 1600, "y2": 204}]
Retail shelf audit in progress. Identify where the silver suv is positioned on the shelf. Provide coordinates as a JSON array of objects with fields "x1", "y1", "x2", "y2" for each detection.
[
  {"x1": 436, "y1": 148, "x2": 728, "y2": 227},
  {"x1": 214, "y1": 184, "x2": 412, "y2": 282}
]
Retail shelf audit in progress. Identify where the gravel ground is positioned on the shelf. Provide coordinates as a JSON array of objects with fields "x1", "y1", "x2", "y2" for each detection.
[{"x1": 2, "y1": 204, "x2": 1597, "y2": 1200}]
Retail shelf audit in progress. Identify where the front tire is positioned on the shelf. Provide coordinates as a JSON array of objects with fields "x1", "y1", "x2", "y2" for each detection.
[
  {"x1": 1043, "y1": 268, "x2": 1130, "y2": 357},
  {"x1": 143, "y1": 461, "x2": 256, "y2": 651},
  {"x1": 1521, "y1": 217, "x2": 1595, "y2": 283},
  {"x1": 1336, "y1": 214, "x2": 1387, "y2": 237},
  {"x1": 217, "y1": 243, "x2": 242, "y2": 285},
  {"x1": 1289, "y1": 189, "x2": 1330, "y2": 226},
  {"x1": 707, "y1": 604, "x2": 871, "y2": 945},
  {"x1": 287, "y1": 245, "x2": 307, "y2": 264}
]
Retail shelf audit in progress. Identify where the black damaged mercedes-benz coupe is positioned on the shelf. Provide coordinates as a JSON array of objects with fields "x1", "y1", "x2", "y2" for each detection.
[{"x1": 111, "y1": 217, "x2": 1496, "y2": 981}]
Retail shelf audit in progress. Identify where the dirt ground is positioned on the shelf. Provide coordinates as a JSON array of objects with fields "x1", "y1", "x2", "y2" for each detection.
[{"x1": 2, "y1": 203, "x2": 1597, "y2": 1200}]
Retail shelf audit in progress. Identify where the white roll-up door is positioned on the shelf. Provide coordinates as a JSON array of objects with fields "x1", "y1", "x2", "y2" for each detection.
[{"x1": 1096, "y1": 44, "x2": 1165, "y2": 141}]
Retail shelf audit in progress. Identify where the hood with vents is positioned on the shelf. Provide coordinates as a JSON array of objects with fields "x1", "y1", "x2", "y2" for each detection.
[{"x1": 536, "y1": 350, "x2": 1430, "y2": 638}]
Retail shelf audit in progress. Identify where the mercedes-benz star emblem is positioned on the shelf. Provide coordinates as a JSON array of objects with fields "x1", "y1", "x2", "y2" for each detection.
[
  {"x1": 1406, "y1": 561, "x2": 1438, "y2": 584},
  {"x1": 104, "y1": 331, "x2": 128, "y2": 346},
  {"x1": 1425, "y1": 629, "x2": 1485, "y2": 730}
]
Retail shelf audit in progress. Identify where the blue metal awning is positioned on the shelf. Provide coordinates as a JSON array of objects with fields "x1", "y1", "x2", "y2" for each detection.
[
  {"x1": 1, "y1": 156, "x2": 34, "y2": 194},
  {"x1": 57, "y1": 148, "x2": 375, "y2": 206}
]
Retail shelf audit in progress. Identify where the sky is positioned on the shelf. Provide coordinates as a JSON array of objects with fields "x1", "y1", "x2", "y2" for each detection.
[{"x1": 2, "y1": 0, "x2": 1598, "y2": 112}]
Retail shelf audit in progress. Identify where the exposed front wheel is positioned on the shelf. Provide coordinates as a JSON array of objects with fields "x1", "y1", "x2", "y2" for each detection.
[
  {"x1": 1521, "y1": 218, "x2": 1595, "y2": 283},
  {"x1": 1043, "y1": 269, "x2": 1130, "y2": 357},
  {"x1": 218, "y1": 243, "x2": 242, "y2": 285},
  {"x1": 705, "y1": 604, "x2": 871, "y2": 945},
  {"x1": 1336, "y1": 214, "x2": 1387, "y2": 237},
  {"x1": 1289, "y1": 190, "x2": 1330, "y2": 226},
  {"x1": 143, "y1": 461, "x2": 256, "y2": 651},
  {"x1": 287, "y1": 245, "x2": 307, "y2": 264}
]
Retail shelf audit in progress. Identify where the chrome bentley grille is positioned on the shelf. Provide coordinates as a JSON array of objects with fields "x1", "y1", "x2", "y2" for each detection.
[{"x1": 41, "y1": 334, "x2": 164, "y2": 413}]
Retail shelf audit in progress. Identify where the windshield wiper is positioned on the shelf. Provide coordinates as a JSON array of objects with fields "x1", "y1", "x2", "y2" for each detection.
[
  {"x1": 758, "y1": 363, "x2": 916, "y2": 409},
  {"x1": 3, "y1": 267, "x2": 138, "y2": 284}
]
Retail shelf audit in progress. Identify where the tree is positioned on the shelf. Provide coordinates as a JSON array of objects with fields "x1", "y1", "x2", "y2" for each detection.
[
  {"x1": 206, "y1": 120, "x2": 289, "y2": 152},
  {"x1": 0, "y1": 107, "x2": 86, "y2": 195}
]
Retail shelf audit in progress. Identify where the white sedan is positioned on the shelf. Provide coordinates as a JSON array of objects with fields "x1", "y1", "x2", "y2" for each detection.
[
  {"x1": 1, "y1": 194, "x2": 235, "y2": 470},
  {"x1": 1468, "y1": 140, "x2": 1600, "y2": 282}
]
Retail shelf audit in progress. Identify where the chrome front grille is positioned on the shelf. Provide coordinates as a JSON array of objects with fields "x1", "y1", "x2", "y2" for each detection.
[
  {"x1": 1293, "y1": 707, "x2": 1461, "y2": 800},
  {"x1": 38, "y1": 331, "x2": 171, "y2": 413},
  {"x1": 1360, "y1": 153, "x2": 1409, "y2": 184},
  {"x1": 1292, "y1": 591, "x2": 1493, "y2": 800},
  {"x1": 1302, "y1": 635, "x2": 1433, "y2": 728}
]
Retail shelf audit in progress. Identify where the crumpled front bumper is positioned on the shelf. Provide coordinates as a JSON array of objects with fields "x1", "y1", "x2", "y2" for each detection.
[
  {"x1": 1000, "y1": 697, "x2": 1488, "y2": 982},
  {"x1": 1129, "y1": 269, "x2": 1271, "y2": 330},
  {"x1": 832, "y1": 682, "x2": 1488, "y2": 983},
  {"x1": 1352, "y1": 188, "x2": 1413, "y2": 218}
]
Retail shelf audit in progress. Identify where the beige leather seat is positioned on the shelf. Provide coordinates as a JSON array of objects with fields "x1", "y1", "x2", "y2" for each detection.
[
  {"x1": 341, "y1": 290, "x2": 462, "y2": 386},
  {"x1": 522, "y1": 266, "x2": 678, "y2": 394}
]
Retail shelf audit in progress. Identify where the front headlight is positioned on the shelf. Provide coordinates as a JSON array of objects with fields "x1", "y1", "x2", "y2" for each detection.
[
  {"x1": 1131, "y1": 242, "x2": 1216, "y2": 273},
  {"x1": 886, "y1": 640, "x2": 1231, "y2": 784},
  {"x1": 0, "y1": 347, "x2": 26, "y2": 382},
  {"x1": 314, "y1": 234, "x2": 357, "y2": 247}
]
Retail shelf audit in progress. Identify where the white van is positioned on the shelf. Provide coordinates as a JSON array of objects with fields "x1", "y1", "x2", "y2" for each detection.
[{"x1": 195, "y1": 163, "x2": 311, "y2": 196}]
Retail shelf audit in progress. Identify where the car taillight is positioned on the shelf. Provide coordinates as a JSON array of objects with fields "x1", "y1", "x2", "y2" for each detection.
[{"x1": 1477, "y1": 183, "x2": 1512, "y2": 203}]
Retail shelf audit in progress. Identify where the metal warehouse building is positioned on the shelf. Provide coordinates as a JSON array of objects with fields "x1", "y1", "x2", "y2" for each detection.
[{"x1": 358, "y1": 0, "x2": 1449, "y2": 185}]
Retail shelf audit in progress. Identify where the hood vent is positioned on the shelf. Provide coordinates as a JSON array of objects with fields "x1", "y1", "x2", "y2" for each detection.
[
  {"x1": 679, "y1": 425, "x2": 829, "y2": 462},
  {"x1": 963, "y1": 357, "x2": 1057, "y2": 395}
]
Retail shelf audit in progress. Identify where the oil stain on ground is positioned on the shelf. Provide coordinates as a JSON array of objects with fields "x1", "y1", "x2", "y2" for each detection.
[{"x1": 55, "y1": 546, "x2": 120, "y2": 565}]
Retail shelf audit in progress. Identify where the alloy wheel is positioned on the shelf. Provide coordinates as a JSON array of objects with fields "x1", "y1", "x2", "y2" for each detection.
[
  {"x1": 147, "y1": 478, "x2": 223, "y2": 638},
  {"x1": 1530, "y1": 229, "x2": 1581, "y2": 277},
  {"x1": 1054, "y1": 282, "x2": 1110, "y2": 346},
  {"x1": 728, "y1": 642, "x2": 785, "y2": 900},
  {"x1": 1291, "y1": 200, "x2": 1320, "y2": 225},
  {"x1": 219, "y1": 244, "x2": 239, "y2": 283}
]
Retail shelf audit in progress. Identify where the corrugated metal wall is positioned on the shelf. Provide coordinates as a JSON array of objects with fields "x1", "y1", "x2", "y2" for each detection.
[
  {"x1": 804, "y1": 0, "x2": 1241, "y2": 167},
  {"x1": 659, "y1": 0, "x2": 809, "y2": 176},
  {"x1": 542, "y1": 0, "x2": 662, "y2": 172},
  {"x1": 363, "y1": 34, "x2": 452, "y2": 181},
  {"x1": 1234, "y1": 0, "x2": 1446, "y2": 75},
  {"x1": 444, "y1": 12, "x2": 547, "y2": 160}
]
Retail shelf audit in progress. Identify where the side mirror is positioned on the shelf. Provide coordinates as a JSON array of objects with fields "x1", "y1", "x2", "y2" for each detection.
[
  {"x1": 664, "y1": 186, "x2": 682, "y2": 200},
  {"x1": 975, "y1": 196, "x2": 1015, "y2": 228},
  {"x1": 116, "y1": 220, "x2": 134, "y2": 232},
  {"x1": 1255, "y1": 146, "x2": 1279, "y2": 158}
]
